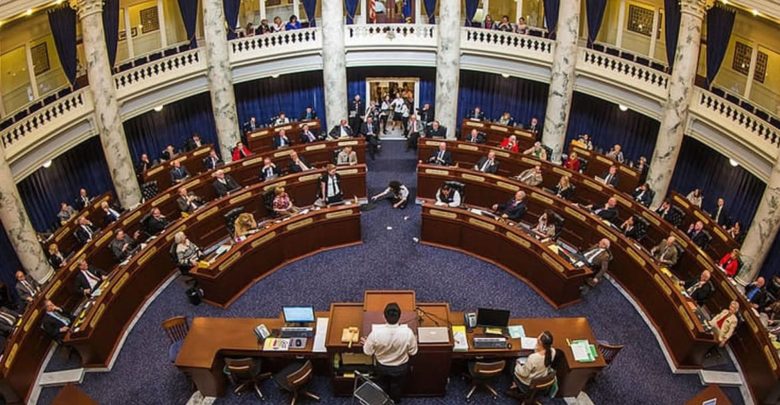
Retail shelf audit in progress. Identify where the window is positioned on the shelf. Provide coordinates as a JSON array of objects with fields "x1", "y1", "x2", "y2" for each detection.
[
  {"x1": 754, "y1": 50, "x2": 768, "y2": 84},
  {"x1": 627, "y1": 4, "x2": 654, "y2": 37}
]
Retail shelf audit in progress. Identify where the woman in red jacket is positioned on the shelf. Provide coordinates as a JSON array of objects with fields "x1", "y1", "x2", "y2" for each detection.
[
  {"x1": 564, "y1": 151, "x2": 581, "y2": 172},
  {"x1": 719, "y1": 249, "x2": 741, "y2": 277},
  {"x1": 231, "y1": 141, "x2": 253, "y2": 161},
  {"x1": 500, "y1": 135, "x2": 520, "y2": 153}
]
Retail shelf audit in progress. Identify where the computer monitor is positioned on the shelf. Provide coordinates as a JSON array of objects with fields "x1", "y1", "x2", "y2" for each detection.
[
  {"x1": 476, "y1": 308, "x2": 510, "y2": 328},
  {"x1": 282, "y1": 306, "x2": 315, "y2": 324}
]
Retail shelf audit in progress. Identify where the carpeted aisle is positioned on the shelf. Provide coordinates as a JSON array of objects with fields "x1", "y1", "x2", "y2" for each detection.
[{"x1": 37, "y1": 140, "x2": 744, "y2": 404}]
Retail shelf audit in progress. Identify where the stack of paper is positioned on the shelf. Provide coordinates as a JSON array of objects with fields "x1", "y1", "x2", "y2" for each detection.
[
  {"x1": 507, "y1": 325, "x2": 526, "y2": 339},
  {"x1": 452, "y1": 325, "x2": 469, "y2": 351},
  {"x1": 520, "y1": 337, "x2": 538, "y2": 350},
  {"x1": 570, "y1": 339, "x2": 598, "y2": 362}
]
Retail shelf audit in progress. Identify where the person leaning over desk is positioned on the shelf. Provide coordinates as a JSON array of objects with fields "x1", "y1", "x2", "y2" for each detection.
[{"x1": 234, "y1": 213, "x2": 257, "y2": 241}]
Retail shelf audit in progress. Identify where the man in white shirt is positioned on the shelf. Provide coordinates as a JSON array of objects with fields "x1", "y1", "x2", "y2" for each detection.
[
  {"x1": 361, "y1": 303, "x2": 417, "y2": 403},
  {"x1": 273, "y1": 112, "x2": 290, "y2": 126}
]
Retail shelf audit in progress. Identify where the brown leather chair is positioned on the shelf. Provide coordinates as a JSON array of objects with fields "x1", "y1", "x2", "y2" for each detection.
[
  {"x1": 597, "y1": 340, "x2": 624, "y2": 366},
  {"x1": 274, "y1": 360, "x2": 320, "y2": 405},
  {"x1": 520, "y1": 371, "x2": 557, "y2": 405},
  {"x1": 161, "y1": 316, "x2": 188, "y2": 363},
  {"x1": 224, "y1": 357, "x2": 271, "y2": 399},
  {"x1": 465, "y1": 360, "x2": 506, "y2": 401}
]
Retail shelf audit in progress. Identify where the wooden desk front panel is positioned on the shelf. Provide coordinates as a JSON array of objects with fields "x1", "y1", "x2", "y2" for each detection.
[
  {"x1": 669, "y1": 191, "x2": 740, "y2": 260},
  {"x1": 141, "y1": 145, "x2": 213, "y2": 191},
  {"x1": 49, "y1": 192, "x2": 114, "y2": 258},
  {"x1": 460, "y1": 119, "x2": 537, "y2": 151},
  {"x1": 246, "y1": 120, "x2": 322, "y2": 153},
  {"x1": 568, "y1": 143, "x2": 641, "y2": 192}
]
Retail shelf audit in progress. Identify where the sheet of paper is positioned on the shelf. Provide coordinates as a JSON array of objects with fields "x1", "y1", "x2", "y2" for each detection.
[
  {"x1": 507, "y1": 325, "x2": 526, "y2": 339},
  {"x1": 312, "y1": 317, "x2": 329, "y2": 353},
  {"x1": 521, "y1": 337, "x2": 538, "y2": 350}
]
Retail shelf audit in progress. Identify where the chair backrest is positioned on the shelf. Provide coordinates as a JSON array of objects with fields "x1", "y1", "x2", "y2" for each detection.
[
  {"x1": 225, "y1": 357, "x2": 257, "y2": 380},
  {"x1": 577, "y1": 157, "x2": 588, "y2": 173},
  {"x1": 597, "y1": 341, "x2": 624, "y2": 366},
  {"x1": 473, "y1": 360, "x2": 506, "y2": 378},
  {"x1": 529, "y1": 371, "x2": 557, "y2": 391},
  {"x1": 287, "y1": 360, "x2": 314, "y2": 389},
  {"x1": 141, "y1": 181, "x2": 159, "y2": 201},
  {"x1": 668, "y1": 206, "x2": 685, "y2": 227},
  {"x1": 161, "y1": 316, "x2": 188, "y2": 344}
]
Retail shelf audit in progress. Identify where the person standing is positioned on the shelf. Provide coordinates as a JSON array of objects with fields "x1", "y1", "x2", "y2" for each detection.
[{"x1": 361, "y1": 303, "x2": 418, "y2": 403}]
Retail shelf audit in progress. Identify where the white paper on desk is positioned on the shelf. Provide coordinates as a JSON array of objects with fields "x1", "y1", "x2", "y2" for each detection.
[
  {"x1": 570, "y1": 342, "x2": 591, "y2": 361},
  {"x1": 521, "y1": 337, "x2": 538, "y2": 350},
  {"x1": 313, "y1": 317, "x2": 329, "y2": 353}
]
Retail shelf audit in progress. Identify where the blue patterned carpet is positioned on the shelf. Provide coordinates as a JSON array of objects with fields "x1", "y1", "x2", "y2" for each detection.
[{"x1": 38, "y1": 141, "x2": 744, "y2": 404}]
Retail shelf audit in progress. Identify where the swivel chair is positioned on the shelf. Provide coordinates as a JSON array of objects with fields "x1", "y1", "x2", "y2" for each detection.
[
  {"x1": 224, "y1": 357, "x2": 272, "y2": 399},
  {"x1": 465, "y1": 360, "x2": 506, "y2": 401},
  {"x1": 516, "y1": 371, "x2": 557, "y2": 405},
  {"x1": 274, "y1": 360, "x2": 320, "y2": 405}
]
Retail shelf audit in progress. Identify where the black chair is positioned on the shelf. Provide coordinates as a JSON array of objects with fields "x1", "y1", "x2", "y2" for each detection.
[
  {"x1": 141, "y1": 181, "x2": 159, "y2": 201},
  {"x1": 541, "y1": 145, "x2": 553, "y2": 161},
  {"x1": 577, "y1": 157, "x2": 589, "y2": 173},
  {"x1": 444, "y1": 181, "x2": 466, "y2": 207},
  {"x1": 551, "y1": 212, "x2": 565, "y2": 240},
  {"x1": 224, "y1": 357, "x2": 272, "y2": 399},
  {"x1": 274, "y1": 360, "x2": 319, "y2": 404},
  {"x1": 224, "y1": 207, "x2": 245, "y2": 237},
  {"x1": 667, "y1": 206, "x2": 686, "y2": 228},
  {"x1": 263, "y1": 189, "x2": 277, "y2": 218},
  {"x1": 465, "y1": 360, "x2": 506, "y2": 401},
  {"x1": 632, "y1": 215, "x2": 649, "y2": 242}
]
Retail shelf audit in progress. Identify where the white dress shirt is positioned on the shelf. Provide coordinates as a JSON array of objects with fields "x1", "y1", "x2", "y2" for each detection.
[{"x1": 363, "y1": 324, "x2": 418, "y2": 366}]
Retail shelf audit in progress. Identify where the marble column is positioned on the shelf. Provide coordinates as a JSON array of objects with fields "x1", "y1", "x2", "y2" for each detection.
[
  {"x1": 0, "y1": 145, "x2": 52, "y2": 283},
  {"x1": 72, "y1": 0, "x2": 142, "y2": 209},
  {"x1": 737, "y1": 155, "x2": 780, "y2": 283},
  {"x1": 646, "y1": 0, "x2": 708, "y2": 207},
  {"x1": 434, "y1": 0, "x2": 461, "y2": 139},
  {"x1": 321, "y1": 0, "x2": 348, "y2": 130},
  {"x1": 203, "y1": 0, "x2": 242, "y2": 161},
  {"x1": 541, "y1": 0, "x2": 581, "y2": 162}
]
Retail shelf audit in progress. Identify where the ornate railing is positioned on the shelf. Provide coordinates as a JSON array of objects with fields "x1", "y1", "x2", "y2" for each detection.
[
  {"x1": 114, "y1": 49, "x2": 204, "y2": 99},
  {"x1": 693, "y1": 89, "x2": 780, "y2": 148},
  {"x1": 461, "y1": 27, "x2": 554, "y2": 63},
  {"x1": 345, "y1": 24, "x2": 436, "y2": 47},
  {"x1": 230, "y1": 28, "x2": 321, "y2": 59},
  {"x1": 578, "y1": 48, "x2": 669, "y2": 100}
]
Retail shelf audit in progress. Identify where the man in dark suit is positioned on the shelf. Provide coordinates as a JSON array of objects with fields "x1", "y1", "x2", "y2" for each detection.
[
  {"x1": 405, "y1": 115, "x2": 424, "y2": 151},
  {"x1": 184, "y1": 134, "x2": 203, "y2": 151},
  {"x1": 0, "y1": 307, "x2": 19, "y2": 337},
  {"x1": 260, "y1": 157, "x2": 281, "y2": 181},
  {"x1": 100, "y1": 201, "x2": 122, "y2": 226},
  {"x1": 684, "y1": 270, "x2": 714, "y2": 306},
  {"x1": 583, "y1": 238, "x2": 613, "y2": 287},
  {"x1": 212, "y1": 169, "x2": 241, "y2": 197},
  {"x1": 427, "y1": 143, "x2": 452, "y2": 166},
  {"x1": 287, "y1": 151, "x2": 312, "y2": 173},
  {"x1": 299, "y1": 124, "x2": 319, "y2": 144},
  {"x1": 243, "y1": 116, "x2": 259, "y2": 133},
  {"x1": 426, "y1": 121, "x2": 446, "y2": 138},
  {"x1": 600, "y1": 165, "x2": 619, "y2": 187},
  {"x1": 526, "y1": 117, "x2": 541, "y2": 138},
  {"x1": 632, "y1": 183, "x2": 654, "y2": 207},
  {"x1": 360, "y1": 116, "x2": 380, "y2": 160},
  {"x1": 492, "y1": 191, "x2": 527, "y2": 221},
  {"x1": 15, "y1": 271, "x2": 40, "y2": 308},
  {"x1": 300, "y1": 106, "x2": 317, "y2": 121},
  {"x1": 329, "y1": 119, "x2": 354, "y2": 139},
  {"x1": 42, "y1": 300, "x2": 74, "y2": 341},
  {"x1": 136, "y1": 153, "x2": 153, "y2": 175},
  {"x1": 169, "y1": 160, "x2": 190, "y2": 184},
  {"x1": 202, "y1": 149, "x2": 224, "y2": 171},
  {"x1": 655, "y1": 200, "x2": 673, "y2": 220},
  {"x1": 348, "y1": 94, "x2": 365, "y2": 131},
  {"x1": 73, "y1": 259, "x2": 106, "y2": 296},
  {"x1": 110, "y1": 229, "x2": 141, "y2": 262},
  {"x1": 466, "y1": 106, "x2": 485, "y2": 121},
  {"x1": 176, "y1": 187, "x2": 204, "y2": 214},
  {"x1": 74, "y1": 217, "x2": 98, "y2": 245},
  {"x1": 143, "y1": 208, "x2": 169, "y2": 236},
  {"x1": 745, "y1": 277, "x2": 769, "y2": 311},
  {"x1": 463, "y1": 128, "x2": 486, "y2": 144},
  {"x1": 272, "y1": 130, "x2": 291, "y2": 149},
  {"x1": 711, "y1": 198, "x2": 730, "y2": 227},
  {"x1": 418, "y1": 103, "x2": 434, "y2": 124},
  {"x1": 687, "y1": 221, "x2": 710, "y2": 247},
  {"x1": 474, "y1": 151, "x2": 499, "y2": 174},
  {"x1": 74, "y1": 188, "x2": 91, "y2": 209},
  {"x1": 593, "y1": 197, "x2": 619, "y2": 224}
]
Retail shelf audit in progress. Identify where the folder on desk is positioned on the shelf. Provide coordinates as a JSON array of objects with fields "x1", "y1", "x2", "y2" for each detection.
[
  {"x1": 263, "y1": 338, "x2": 290, "y2": 351},
  {"x1": 570, "y1": 339, "x2": 597, "y2": 362},
  {"x1": 452, "y1": 325, "x2": 468, "y2": 351}
]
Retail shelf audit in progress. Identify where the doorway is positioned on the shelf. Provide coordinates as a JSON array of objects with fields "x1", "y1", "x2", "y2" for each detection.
[{"x1": 365, "y1": 77, "x2": 420, "y2": 139}]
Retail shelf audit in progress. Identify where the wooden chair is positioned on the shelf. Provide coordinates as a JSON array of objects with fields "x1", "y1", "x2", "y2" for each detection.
[
  {"x1": 274, "y1": 360, "x2": 320, "y2": 405},
  {"x1": 597, "y1": 340, "x2": 624, "y2": 366},
  {"x1": 516, "y1": 371, "x2": 557, "y2": 405},
  {"x1": 465, "y1": 360, "x2": 506, "y2": 401},
  {"x1": 161, "y1": 316, "x2": 188, "y2": 363},
  {"x1": 224, "y1": 357, "x2": 271, "y2": 399}
]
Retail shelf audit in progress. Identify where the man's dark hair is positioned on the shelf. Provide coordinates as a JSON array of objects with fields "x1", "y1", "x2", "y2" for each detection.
[{"x1": 384, "y1": 303, "x2": 401, "y2": 324}]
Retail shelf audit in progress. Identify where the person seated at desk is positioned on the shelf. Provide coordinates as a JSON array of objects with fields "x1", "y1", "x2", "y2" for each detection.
[
  {"x1": 42, "y1": 300, "x2": 74, "y2": 341},
  {"x1": 573, "y1": 133, "x2": 593, "y2": 150},
  {"x1": 655, "y1": 200, "x2": 673, "y2": 220},
  {"x1": 492, "y1": 191, "x2": 527, "y2": 222},
  {"x1": 329, "y1": 119, "x2": 354, "y2": 139},
  {"x1": 337, "y1": 146, "x2": 358, "y2": 166},
  {"x1": 500, "y1": 135, "x2": 520, "y2": 153},
  {"x1": 651, "y1": 236, "x2": 679, "y2": 267},
  {"x1": 435, "y1": 183, "x2": 461, "y2": 207},
  {"x1": 100, "y1": 201, "x2": 122, "y2": 226},
  {"x1": 632, "y1": 183, "x2": 653, "y2": 207},
  {"x1": 185, "y1": 133, "x2": 203, "y2": 151},
  {"x1": 203, "y1": 149, "x2": 224, "y2": 171},
  {"x1": 174, "y1": 232, "x2": 201, "y2": 267},
  {"x1": 606, "y1": 144, "x2": 625, "y2": 164},
  {"x1": 523, "y1": 141, "x2": 547, "y2": 160},
  {"x1": 243, "y1": 116, "x2": 259, "y2": 134},
  {"x1": 212, "y1": 170, "x2": 242, "y2": 197},
  {"x1": 47, "y1": 243, "x2": 67, "y2": 270},
  {"x1": 497, "y1": 111, "x2": 514, "y2": 126},
  {"x1": 360, "y1": 302, "x2": 418, "y2": 404},
  {"x1": 232, "y1": 141, "x2": 253, "y2": 161},
  {"x1": 526, "y1": 117, "x2": 541, "y2": 138},
  {"x1": 74, "y1": 259, "x2": 107, "y2": 296},
  {"x1": 136, "y1": 153, "x2": 153, "y2": 175},
  {"x1": 177, "y1": 187, "x2": 204, "y2": 215},
  {"x1": 371, "y1": 180, "x2": 410, "y2": 209},
  {"x1": 299, "y1": 124, "x2": 318, "y2": 144},
  {"x1": 169, "y1": 160, "x2": 190, "y2": 184},
  {"x1": 233, "y1": 213, "x2": 257, "y2": 241},
  {"x1": 620, "y1": 216, "x2": 642, "y2": 240},
  {"x1": 744, "y1": 277, "x2": 768, "y2": 311},
  {"x1": 711, "y1": 197, "x2": 730, "y2": 228},
  {"x1": 584, "y1": 238, "x2": 613, "y2": 287},
  {"x1": 260, "y1": 157, "x2": 280, "y2": 181},
  {"x1": 319, "y1": 164, "x2": 343, "y2": 204},
  {"x1": 57, "y1": 202, "x2": 76, "y2": 225},
  {"x1": 514, "y1": 165, "x2": 543, "y2": 187},
  {"x1": 361, "y1": 116, "x2": 381, "y2": 160},
  {"x1": 718, "y1": 249, "x2": 741, "y2": 278},
  {"x1": 463, "y1": 128, "x2": 486, "y2": 144},
  {"x1": 273, "y1": 130, "x2": 291, "y2": 149},
  {"x1": 683, "y1": 270, "x2": 714, "y2": 306},
  {"x1": 160, "y1": 144, "x2": 177, "y2": 162},
  {"x1": 405, "y1": 115, "x2": 424, "y2": 151},
  {"x1": 273, "y1": 186, "x2": 301, "y2": 216},
  {"x1": 15, "y1": 271, "x2": 41, "y2": 308},
  {"x1": 474, "y1": 151, "x2": 499, "y2": 174},
  {"x1": 589, "y1": 197, "x2": 619, "y2": 224},
  {"x1": 0, "y1": 306, "x2": 20, "y2": 337},
  {"x1": 727, "y1": 222, "x2": 743, "y2": 244},
  {"x1": 288, "y1": 151, "x2": 313, "y2": 173},
  {"x1": 686, "y1": 188, "x2": 703, "y2": 208},
  {"x1": 554, "y1": 176, "x2": 574, "y2": 200},
  {"x1": 533, "y1": 210, "x2": 557, "y2": 240},
  {"x1": 273, "y1": 112, "x2": 291, "y2": 126},
  {"x1": 300, "y1": 106, "x2": 317, "y2": 121},
  {"x1": 426, "y1": 143, "x2": 452, "y2": 166},
  {"x1": 144, "y1": 207, "x2": 169, "y2": 236},
  {"x1": 563, "y1": 152, "x2": 580, "y2": 172},
  {"x1": 507, "y1": 331, "x2": 555, "y2": 398},
  {"x1": 708, "y1": 300, "x2": 739, "y2": 348},
  {"x1": 110, "y1": 229, "x2": 141, "y2": 262},
  {"x1": 687, "y1": 221, "x2": 709, "y2": 247},
  {"x1": 74, "y1": 188, "x2": 92, "y2": 210},
  {"x1": 426, "y1": 121, "x2": 446, "y2": 139},
  {"x1": 600, "y1": 165, "x2": 619, "y2": 187},
  {"x1": 74, "y1": 216, "x2": 99, "y2": 245},
  {"x1": 466, "y1": 106, "x2": 485, "y2": 121}
]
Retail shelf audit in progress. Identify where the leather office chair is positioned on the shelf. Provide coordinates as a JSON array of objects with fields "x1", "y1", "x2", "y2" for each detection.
[
  {"x1": 444, "y1": 181, "x2": 466, "y2": 207},
  {"x1": 141, "y1": 181, "x2": 159, "y2": 201},
  {"x1": 224, "y1": 357, "x2": 272, "y2": 399},
  {"x1": 577, "y1": 157, "x2": 588, "y2": 173},
  {"x1": 465, "y1": 360, "x2": 506, "y2": 401},
  {"x1": 596, "y1": 341, "x2": 624, "y2": 367},
  {"x1": 551, "y1": 212, "x2": 565, "y2": 240},
  {"x1": 516, "y1": 371, "x2": 557, "y2": 405},
  {"x1": 633, "y1": 215, "x2": 649, "y2": 242},
  {"x1": 274, "y1": 360, "x2": 320, "y2": 405},
  {"x1": 263, "y1": 189, "x2": 278, "y2": 218},
  {"x1": 667, "y1": 206, "x2": 685, "y2": 228},
  {"x1": 541, "y1": 145, "x2": 553, "y2": 161},
  {"x1": 161, "y1": 316, "x2": 188, "y2": 363}
]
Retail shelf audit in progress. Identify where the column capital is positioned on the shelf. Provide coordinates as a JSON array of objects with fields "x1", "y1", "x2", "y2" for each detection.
[
  {"x1": 69, "y1": 0, "x2": 103, "y2": 19},
  {"x1": 679, "y1": 0, "x2": 714, "y2": 19}
]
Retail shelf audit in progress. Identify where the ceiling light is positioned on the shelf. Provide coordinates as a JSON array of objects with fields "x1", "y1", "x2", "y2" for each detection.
[
  {"x1": 729, "y1": 158, "x2": 739, "y2": 167},
  {"x1": 42, "y1": 160, "x2": 52, "y2": 168},
  {"x1": 501, "y1": 73, "x2": 510, "y2": 78},
  {"x1": 618, "y1": 104, "x2": 628, "y2": 112},
  {"x1": 751, "y1": 9, "x2": 759, "y2": 16},
  {"x1": 54, "y1": 0, "x2": 64, "y2": 4},
  {"x1": 271, "y1": 74, "x2": 280, "y2": 79},
  {"x1": 26, "y1": 8, "x2": 33, "y2": 16},
  {"x1": 153, "y1": 105, "x2": 163, "y2": 112}
]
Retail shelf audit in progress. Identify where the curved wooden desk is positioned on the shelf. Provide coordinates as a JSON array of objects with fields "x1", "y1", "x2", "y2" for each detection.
[
  {"x1": 460, "y1": 119, "x2": 537, "y2": 151},
  {"x1": 46, "y1": 192, "x2": 113, "y2": 258},
  {"x1": 140, "y1": 145, "x2": 213, "y2": 191},
  {"x1": 246, "y1": 119, "x2": 322, "y2": 153},
  {"x1": 567, "y1": 142, "x2": 641, "y2": 193},
  {"x1": 419, "y1": 203, "x2": 591, "y2": 308},
  {"x1": 668, "y1": 191, "x2": 740, "y2": 259}
]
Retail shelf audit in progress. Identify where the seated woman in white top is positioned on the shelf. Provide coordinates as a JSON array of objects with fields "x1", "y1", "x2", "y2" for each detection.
[
  {"x1": 174, "y1": 232, "x2": 201, "y2": 267},
  {"x1": 511, "y1": 331, "x2": 556, "y2": 396},
  {"x1": 533, "y1": 210, "x2": 557, "y2": 240}
]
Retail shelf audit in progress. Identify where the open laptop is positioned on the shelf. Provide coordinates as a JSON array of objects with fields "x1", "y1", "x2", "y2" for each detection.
[{"x1": 417, "y1": 327, "x2": 450, "y2": 344}]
